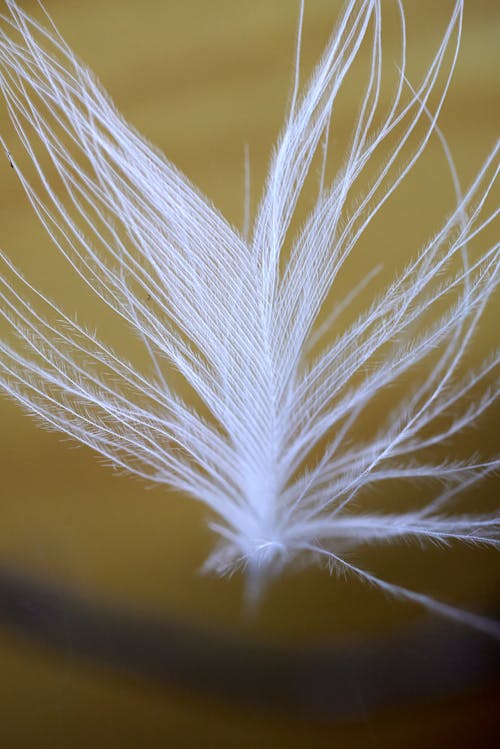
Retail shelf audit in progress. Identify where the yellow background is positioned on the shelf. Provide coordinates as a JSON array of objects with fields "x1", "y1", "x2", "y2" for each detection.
[{"x1": 0, "y1": 1, "x2": 498, "y2": 746}]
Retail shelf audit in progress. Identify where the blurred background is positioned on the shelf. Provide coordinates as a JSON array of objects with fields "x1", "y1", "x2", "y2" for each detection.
[{"x1": 0, "y1": 0, "x2": 498, "y2": 746}]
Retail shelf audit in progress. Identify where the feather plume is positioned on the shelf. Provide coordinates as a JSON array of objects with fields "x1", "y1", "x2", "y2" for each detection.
[{"x1": 0, "y1": 0, "x2": 498, "y2": 635}]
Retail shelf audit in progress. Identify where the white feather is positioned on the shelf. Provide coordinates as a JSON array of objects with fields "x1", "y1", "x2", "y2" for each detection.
[{"x1": 0, "y1": 0, "x2": 498, "y2": 635}]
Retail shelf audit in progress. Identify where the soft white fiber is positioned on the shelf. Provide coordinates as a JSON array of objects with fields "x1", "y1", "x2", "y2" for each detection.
[{"x1": 0, "y1": 0, "x2": 498, "y2": 635}]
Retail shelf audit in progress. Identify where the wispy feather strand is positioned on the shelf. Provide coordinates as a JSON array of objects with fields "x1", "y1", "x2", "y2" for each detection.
[{"x1": 0, "y1": 0, "x2": 499, "y2": 635}]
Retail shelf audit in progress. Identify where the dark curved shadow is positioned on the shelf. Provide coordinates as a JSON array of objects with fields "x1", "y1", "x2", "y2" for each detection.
[{"x1": 0, "y1": 566, "x2": 498, "y2": 718}]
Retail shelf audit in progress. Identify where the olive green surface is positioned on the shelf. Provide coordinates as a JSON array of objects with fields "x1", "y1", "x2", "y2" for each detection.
[{"x1": 0, "y1": 1, "x2": 498, "y2": 746}]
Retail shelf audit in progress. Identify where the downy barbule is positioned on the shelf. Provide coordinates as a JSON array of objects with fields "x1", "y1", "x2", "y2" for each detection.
[{"x1": 0, "y1": 0, "x2": 498, "y2": 636}]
